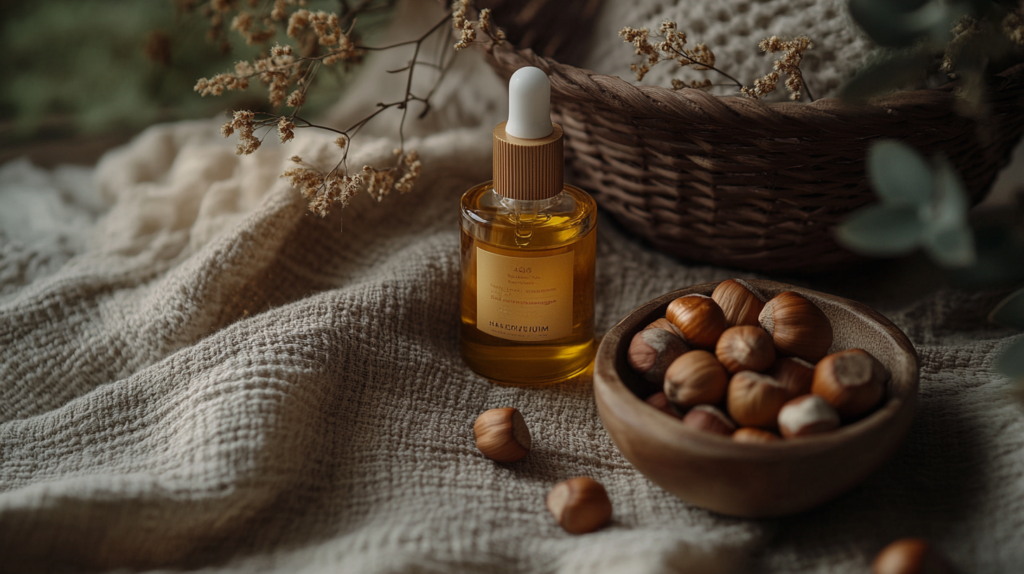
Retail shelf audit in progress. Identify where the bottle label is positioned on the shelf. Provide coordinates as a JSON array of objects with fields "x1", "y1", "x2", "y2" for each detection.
[{"x1": 476, "y1": 248, "x2": 573, "y2": 341}]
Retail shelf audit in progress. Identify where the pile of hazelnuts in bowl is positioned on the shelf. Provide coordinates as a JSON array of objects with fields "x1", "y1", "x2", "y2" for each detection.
[{"x1": 629, "y1": 279, "x2": 889, "y2": 441}]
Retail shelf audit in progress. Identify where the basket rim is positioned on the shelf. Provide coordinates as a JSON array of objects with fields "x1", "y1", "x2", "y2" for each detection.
[{"x1": 486, "y1": 42, "x2": 1024, "y2": 129}]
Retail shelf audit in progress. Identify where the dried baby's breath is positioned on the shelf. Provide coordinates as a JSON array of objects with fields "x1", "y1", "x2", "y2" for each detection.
[
  {"x1": 621, "y1": 21, "x2": 814, "y2": 101},
  {"x1": 743, "y1": 36, "x2": 813, "y2": 101},
  {"x1": 198, "y1": 0, "x2": 501, "y2": 220},
  {"x1": 452, "y1": 1, "x2": 504, "y2": 50}
]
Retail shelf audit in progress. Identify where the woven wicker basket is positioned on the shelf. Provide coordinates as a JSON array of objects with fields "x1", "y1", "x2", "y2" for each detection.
[{"x1": 482, "y1": 39, "x2": 1024, "y2": 272}]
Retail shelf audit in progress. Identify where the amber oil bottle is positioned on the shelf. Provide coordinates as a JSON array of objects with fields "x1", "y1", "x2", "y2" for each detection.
[{"x1": 459, "y1": 67, "x2": 597, "y2": 385}]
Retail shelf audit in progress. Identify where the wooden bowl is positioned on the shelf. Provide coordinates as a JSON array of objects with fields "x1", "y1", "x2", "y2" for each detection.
[{"x1": 593, "y1": 280, "x2": 919, "y2": 517}]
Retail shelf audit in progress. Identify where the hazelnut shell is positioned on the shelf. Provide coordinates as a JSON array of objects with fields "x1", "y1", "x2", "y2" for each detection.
[
  {"x1": 664, "y1": 350, "x2": 729, "y2": 407},
  {"x1": 727, "y1": 371, "x2": 790, "y2": 429},
  {"x1": 715, "y1": 325, "x2": 776, "y2": 374},
  {"x1": 777, "y1": 394, "x2": 840, "y2": 438},
  {"x1": 767, "y1": 356, "x2": 816, "y2": 398},
  {"x1": 732, "y1": 427, "x2": 782, "y2": 444},
  {"x1": 680, "y1": 405, "x2": 736, "y2": 436},
  {"x1": 872, "y1": 538, "x2": 953, "y2": 574},
  {"x1": 473, "y1": 408, "x2": 531, "y2": 462},
  {"x1": 665, "y1": 295, "x2": 727, "y2": 349},
  {"x1": 627, "y1": 321, "x2": 690, "y2": 383},
  {"x1": 547, "y1": 477, "x2": 613, "y2": 534},
  {"x1": 758, "y1": 291, "x2": 834, "y2": 362},
  {"x1": 812, "y1": 349, "x2": 888, "y2": 419},
  {"x1": 712, "y1": 279, "x2": 767, "y2": 327}
]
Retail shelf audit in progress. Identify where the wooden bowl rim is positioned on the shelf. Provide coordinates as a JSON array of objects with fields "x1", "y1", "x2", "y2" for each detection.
[{"x1": 594, "y1": 280, "x2": 920, "y2": 461}]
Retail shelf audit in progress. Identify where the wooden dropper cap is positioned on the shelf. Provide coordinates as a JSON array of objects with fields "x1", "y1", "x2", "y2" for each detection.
[{"x1": 492, "y1": 67, "x2": 563, "y2": 201}]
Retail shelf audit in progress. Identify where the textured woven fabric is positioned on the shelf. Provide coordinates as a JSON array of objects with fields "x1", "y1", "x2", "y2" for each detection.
[
  {"x1": 583, "y1": 0, "x2": 873, "y2": 100},
  {"x1": 2, "y1": 3, "x2": 1023, "y2": 573}
]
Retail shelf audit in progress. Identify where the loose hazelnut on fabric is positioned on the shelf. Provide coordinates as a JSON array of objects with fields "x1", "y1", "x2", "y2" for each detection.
[
  {"x1": 546, "y1": 477, "x2": 613, "y2": 534},
  {"x1": 715, "y1": 325, "x2": 776, "y2": 374},
  {"x1": 473, "y1": 408, "x2": 531, "y2": 462},
  {"x1": 628, "y1": 319, "x2": 691, "y2": 383},
  {"x1": 681, "y1": 405, "x2": 736, "y2": 436},
  {"x1": 767, "y1": 356, "x2": 816, "y2": 398},
  {"x1": 812, "y1": 349, "x2": 888, "y2": 419},
  {"x1": 727, "y1": 371, "x2": 790, "y2": 429},
  {"x1": 665, "y1": 294, "x2": 727, "y2": 349},
  {"x1": 711, "y1": 279, "x2": 766, "y2": 327},
  {"x1": 758, "y1": 291, "x2": 834, "y2": 363},
  {"x1": 777, "y1": 395, "x2": 840, "y2": 438},
  {"x1": 873, "y1": 538, "x2": 954, "y2": 574},
  {"x1": 664, "y1": 350, "x2": 729, "y2": 407},
  {"x1": 732, "y1": 427, "x2": 781, "y2": 443}
]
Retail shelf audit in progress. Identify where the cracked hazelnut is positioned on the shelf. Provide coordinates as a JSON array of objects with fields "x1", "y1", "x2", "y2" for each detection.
[
  {"x1": 712, "y1": 279, "x2": 766, "y2": 327},
  {"x1": 758, "y1": 291, "x2": 834, "y2": 362},
  {"x1": 777, "y1": 394, "x2": 840, "y2": 438},
  {"x1": 473, "y1": 408, "x2": 531, "y2": 462},
  {"x1": 873, "y1": 538, "x2": 953, "y2": 574},
  {"x1": 732, "y1": 427, "x2": 781, "y2": 443},
  {"x1": 628, "y1": 319, "x2": 691, "y2": 383},
  {"x1": 664, "y1": 350, "x2": 729, "y2": 407},
  {"x1": 715, "y1": 325, "x2": 776, "y2": 373},
  {"x1": 665, "y1": 294, "x2": 727, "y2": 349},
  {"x1": 812, "y1": 349, "x2": 888, "y2": 418},
  {"x1": 547, "y1": 477, "x2": 613, "y2": 534},
  {"x1": 681, "y1": 405, "x2": 736, "y2": 436},
  {"x1": 727, "y1": 371, "x2": 790, "y2": 429}
]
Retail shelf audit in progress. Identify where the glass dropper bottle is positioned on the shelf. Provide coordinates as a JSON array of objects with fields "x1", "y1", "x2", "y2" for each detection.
[{"x1": 458, "y1": 67, "x2": 597, "y2": 386}]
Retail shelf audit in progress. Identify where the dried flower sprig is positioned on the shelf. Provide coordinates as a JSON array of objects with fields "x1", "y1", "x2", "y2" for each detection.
[
  {"x1": 190, "y1": 0, "x2": 503, "y2": 222},
  {"x1": 619, "y1": 20, "x2": 814, "y2": 101},
  {"x1": 743, "y1": 36, "x2": 814, "y2": 101},
  {"x1": 618, "y1": 21, "x2": 743, "y2": 92}
]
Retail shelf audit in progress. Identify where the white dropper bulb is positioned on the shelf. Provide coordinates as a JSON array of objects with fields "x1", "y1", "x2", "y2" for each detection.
[{"x1": 505, "y1": 67, "x2": 553, "y2": 140}]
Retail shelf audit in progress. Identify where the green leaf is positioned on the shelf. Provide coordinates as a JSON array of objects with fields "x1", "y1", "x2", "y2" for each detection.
[
  {"x1": 836, "y1": 204, "x2": 925, "y2": 256},
  {"x1": 839, "y1": 50, "x2": 933, "y2": 102},
  {"x1": 868, "y1": 141, "x2": 933, "y2": 205},
  {"x1": 995, "y1": 337, "x2": 1024, "y2": 379},
  {"x1": 990, "y1": 288, "x2": 1024, "y2": 329},
  {"x1": 923, "y1": 226, "x2": 976, "y2": 267}
]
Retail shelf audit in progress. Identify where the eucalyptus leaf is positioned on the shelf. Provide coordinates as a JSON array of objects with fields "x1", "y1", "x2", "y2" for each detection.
[
  {"x1": 925, "y1": 158, "x2": 970, "y2": 230},
  {"x1": 868, "y1": 141, "x2": 933, "y2": 205},
  {"x1": 835, "y1": 204, "x2": 925, "y2": 255},
  {"x1": 923, "y1": 225, "x2": 976, "y2": 267},
  {"x1": 839, "y1": 50, "x2": 932, "y2": 102},
  {"x1": 990, "y1": 288, "x2": 1024, "y2": 329},
  {"x1": 994, "y1": 337, "x2": 1024, "y2": 379}
]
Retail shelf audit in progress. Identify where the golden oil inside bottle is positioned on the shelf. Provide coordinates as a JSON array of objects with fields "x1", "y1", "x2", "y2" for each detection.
[{"x1": 459, "y1": 181, "x2": 597, "y2": 385}]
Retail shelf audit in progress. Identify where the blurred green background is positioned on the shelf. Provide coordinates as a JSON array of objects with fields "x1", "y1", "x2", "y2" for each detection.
[{"x1": 0, "y1": 0, "x2": 377, "y2": 165}]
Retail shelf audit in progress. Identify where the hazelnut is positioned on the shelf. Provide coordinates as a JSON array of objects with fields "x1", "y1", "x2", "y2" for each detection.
[
  {"x1": 665, "y1": 294, "x2": 727, "y2": 349},
  {"x1": 812, "y1": 349, "x2": 888, "y2": 418},
  {"x1": 758, "y1": 291, "x2": 834, "y2": 362},
  {"x1": 644, "y1": 392, "x2": 682, "y2": 418},
  {"x1": 767, "y1": 356, "x2": 816, "y2": 398},
  {"x1": 627, "y1": 320, "x2": 691, "y2": 383},
  {"x1": 473, "y1": 408, "x2": 531, "y2": 462},
  {"x1": 664, "y1": 350, "x2": 729, "y2": 407},
  {"x1": 711, "y1": 279, "x2": 766, "y2": 327},
  {"x1": 680, "y1": 405, "x2": 736, "y2": 436},
  {"x1": 873, "y1": 538, "x2": 953, "y2": 574},
  {"x1": 715, "y1": 325, "x2": 776, "y2": 373},
  {"x1": 726, "y1": 371, "x2": 790, "y2": 429},
  {"x1": 777, "y1": 394, "x2": 840, "y2": 438},
  {"x1": 546, "y1": 477, "x2": 613, "y2": 534},
  {"x1": 732, "y1": 427, "x2": 781, "y2": 443}
]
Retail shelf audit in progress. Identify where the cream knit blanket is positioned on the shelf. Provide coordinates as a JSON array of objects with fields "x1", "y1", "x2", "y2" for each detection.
[{"x1": 2, "y1": 2, "x2": 1023, "y2": 572}]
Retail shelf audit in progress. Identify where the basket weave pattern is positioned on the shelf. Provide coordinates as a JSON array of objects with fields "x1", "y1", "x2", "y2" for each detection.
[{"x1": 486, "y1": 44, "x2": 1024, "y2": 272}]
